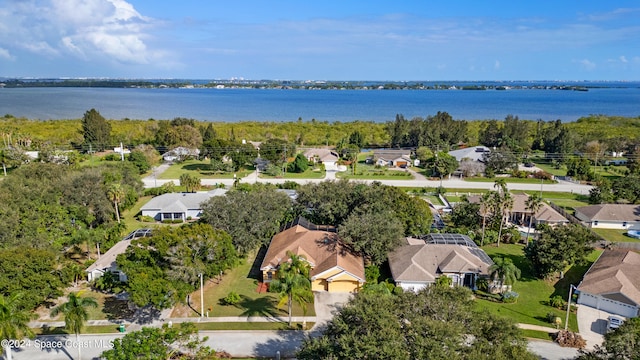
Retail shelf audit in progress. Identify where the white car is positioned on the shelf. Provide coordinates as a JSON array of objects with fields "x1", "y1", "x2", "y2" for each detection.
[{"x1": 607, "y1": 315, "x2": 625, "y2": 331}]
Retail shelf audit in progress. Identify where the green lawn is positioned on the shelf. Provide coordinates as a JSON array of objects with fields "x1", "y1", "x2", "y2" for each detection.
[
  {"x1": 520, "y1": 329, "x2": 555, "y2": 341},
  {"x1": 120, "y1": 195, "x2": 158, "y2": 231},
  {"x1": 34, "y1": 324, "x2": 127, "y2": 335},
  {"x1": 532, "y1": 162, "x2": 567, "y2": 177},
  {"x1": 423, "y1": 195, "x2": 444, "y2": 205},
  {"x1": 171, "y1": 252, "x2": 314, "y2": 319},
  {"x1": 259, "y1": 167, "x2": 325, "y2": 179},
  {"x1": 160, "y1": 160, "x2": 253, "y2": 179},
  {"x1": 476, "y1": 244, "x2": 602, "y2": 332},
  {"x1": 337, "y1": 163, "x2": 413, "y2": 180},
  {"x1": 592, "y1": 228, "x2": 640, "y2": 243},
  {"x1": 194, "y1": 321, "x2": 314, "y2": 331},
  {"x1": 465, "y1": 177, "x2": 557, "y2": 184}
]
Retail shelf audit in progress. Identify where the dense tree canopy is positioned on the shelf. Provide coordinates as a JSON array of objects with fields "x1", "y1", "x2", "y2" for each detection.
[
  {"x1": 524, "y1": 224, "x2": 598, "y2": 278},
  {"x1": 0, "y1": 247, "x2": 68, "y2": 310},
  {"x1": 102, "y1": 322, "x2": 219, "y2": 360},
  {"x1": 117, "y1": 223, "x2": 238, "y2": 309},
  {"x1": 297, "y1": 286, "x2": 537, "y2": 360},
  {"x1": 200, "y1": 186, "x2": 293, "y2": 256},
  {"x1": 0, "y1": 163, "x2": 141, "y2": 249}
]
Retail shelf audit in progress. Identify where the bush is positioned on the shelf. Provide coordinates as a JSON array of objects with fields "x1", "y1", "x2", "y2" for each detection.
[
  {"x1": 548, "y1": 295, "x2": 566, "y2": 309},
  {"x1": 476, "y1": 278, "x2": 489, "y2": 292},
  {"x1": 222, "y1": 291, "x2": 241, "y2": 305},
  {"x1": 501, "y1": 291, "x2": 519, "y2": 303},
  {"x1": 533, "y1": 170, "x2": 553, "y2": 180},
  {"x1": 161, "y1": 219, "x2": 184, "y2": 224},
  {"x1": 138, "y1": 215, "x2": 155, "y2": 223}
]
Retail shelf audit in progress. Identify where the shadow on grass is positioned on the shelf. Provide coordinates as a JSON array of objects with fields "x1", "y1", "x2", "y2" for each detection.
[
  {"x1": 253, "y1": 330, "x2": 308, "y2": 359},
  {"x1": 488, "y1": 248, "x2": 537, "y2": 282},
  {"x1": 237, "y1": 295, "x2": 282, "y2": 318},
  {"x1": 248, "y1": 246, "x2": 268, "y2": 281},
  {"x1": 102, "y1": 296, "x2": 135, "y2": 321},
  {"x1": 552, "y1": 261, "x2": 594, "y2": 299},
  {"x1": 182, "y1": 163, "x2": 212, "y2": 171}
]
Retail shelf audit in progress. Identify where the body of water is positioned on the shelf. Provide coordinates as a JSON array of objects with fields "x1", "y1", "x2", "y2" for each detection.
[{"x1": 1, "y1": 85, "x2": 639, "y2": 122}]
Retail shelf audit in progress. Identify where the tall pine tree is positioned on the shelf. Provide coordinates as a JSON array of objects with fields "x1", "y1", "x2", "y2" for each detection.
[{"x1": 81, "y1": 108, "x2": 111, "y2": 151}]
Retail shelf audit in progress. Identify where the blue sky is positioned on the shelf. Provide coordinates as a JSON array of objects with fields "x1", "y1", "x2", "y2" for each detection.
[{"x1": 1, "y1": 0, "x2": 639, "y2": 80}]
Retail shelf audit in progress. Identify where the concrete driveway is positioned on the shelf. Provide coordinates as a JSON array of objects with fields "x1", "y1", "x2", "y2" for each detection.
[
  {"x1": 312, "y1": 291, "x2": 352, "y2": 330},
  {"x1": 577, "y1": 304, "x2": 611, "y2": 349}
]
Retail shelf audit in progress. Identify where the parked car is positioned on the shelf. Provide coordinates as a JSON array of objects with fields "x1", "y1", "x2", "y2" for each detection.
[{"x1": 607, "y1": 315, "x2": 625, "y2": 331}]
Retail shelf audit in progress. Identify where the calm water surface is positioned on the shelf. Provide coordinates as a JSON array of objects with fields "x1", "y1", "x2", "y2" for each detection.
[{"x1": 1, "y1": 86, "x2": 639, "y2": 122}]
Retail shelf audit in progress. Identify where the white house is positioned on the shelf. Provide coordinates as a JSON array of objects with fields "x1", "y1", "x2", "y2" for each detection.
[
  {"x1": 85, "y1": 228, "x2": 154, "y2": 282},
  {"x1": 577, "y1": 249, "x2": 640, "y2": 318},
  {"x1": 448, "y1": 146, "x2": 490, "y2": 162},
  {"x1": 574, "y1": 204, "x2": 640, "y2": 230},
  {"x1": 140, "y1": 188, "x2": 228, "y2": 222},
  {"x1": 303, "y1": 148, "x2": 339, "y2": 170}
]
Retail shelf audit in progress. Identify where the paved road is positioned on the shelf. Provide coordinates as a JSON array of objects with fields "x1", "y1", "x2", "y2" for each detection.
[
  {"x1": 7, "y1": 331, "x2": 585, "y2": 360},
  {"x1": 143, "y1": 169, "x2": 592, "y2": 194}
]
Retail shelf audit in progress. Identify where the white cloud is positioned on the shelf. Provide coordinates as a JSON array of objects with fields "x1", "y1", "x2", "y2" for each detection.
[
  {"x1": 494, "y1": 60, "x2": 501, "y2": 69},
  {"x1": 0, "y1": 0, "x2": 167, "y2": 66},
  {"x1": 0, "y1": 47, "x2": 13, "y2": 60},
  {"x1": 576, "y1": 59, "x2": 596, "y2": 71},
  {"x1": 620, "y1": 56, "x2": 628, "y2": 63}
]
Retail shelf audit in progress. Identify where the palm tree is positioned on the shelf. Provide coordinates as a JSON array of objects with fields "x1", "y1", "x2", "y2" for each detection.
[
  {"x1": 0, "y1": 294, "x2": 34, "y2": 360},
  {"x1": 524, "y1": 194, "x2": 543, "y2": 246},
  {"x1": 50, "y1": 292, "x2": 98, "y2": 360},
  {"x1": 489, "y1": 257, "x2": 521, "y2": 294},
  {"x1": 270, "y1": 253, "x2": 313, "y2": 327},
  {"x1": 107, "y1": 183, "x2": 125, "y2": 223},
  {"x1": 494, "y1": 192, "x2": 513, "y2": 246},
  {"x1": 479, "y1": 192, "x2": 492, "y2": 246}
]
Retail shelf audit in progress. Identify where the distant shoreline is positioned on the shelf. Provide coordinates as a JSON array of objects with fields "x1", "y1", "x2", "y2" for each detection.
[{"x1": 1, "y1": 78, "x2": 637, "y2": 91}]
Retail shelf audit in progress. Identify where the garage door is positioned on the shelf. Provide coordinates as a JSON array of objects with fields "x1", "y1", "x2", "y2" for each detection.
[
  {"x1": 578, "y1": 293, "x2": 599, "y2": 308},
  {"x1": 579, "y1": 293, "x2": 638, "y2": 318},
  {"x1": 599, "y1": 297, "x2": 638, "y2": 318}
]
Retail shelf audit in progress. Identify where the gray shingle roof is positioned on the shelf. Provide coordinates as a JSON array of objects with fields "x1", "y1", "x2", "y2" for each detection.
[
  {"x1": 575, "y1": 204, "x2": 640, "y2": 222},
  {"x1": 140, "y1": 189, "x2": 228, "y2": 212}
]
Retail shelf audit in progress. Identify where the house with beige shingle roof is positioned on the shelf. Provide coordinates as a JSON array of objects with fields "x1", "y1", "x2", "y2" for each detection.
[
  {"x1": 577, "y1": 249, "x2": 640, "y2": 318},
  {"x1": 388, "y1": 234, "x2": 493, "y2": 292},
  {"x1": 508, "y1": 193, "x2": 569, "y2": 227},
  {"x1": 467, "y1": 193, "x2": 569, "y2": 229},
  {"x1": 574, "y1": 204, "x2": 640, "y2": 230},
  {"x1": 260, "y1": 217, "x2": 365, "y2": 293}
]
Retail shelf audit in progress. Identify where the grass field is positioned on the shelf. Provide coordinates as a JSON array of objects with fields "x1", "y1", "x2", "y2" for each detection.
[
  {"x1": 160, "y1": 160, "x2": 253, "y2": 179},
  {"x1": 476, "y1": 244, "x2": 602, "y2": 332},
  {"x1": 465, "y1": 177, "x2": 557, "y2": 184},
  {"x1": 259, "y1": 167, "x2": 325, "y2": 179},
  {"x1": 592, "y1": 228, "x2": 640, "y2": 243},
  {"x1": 171, "y1": 252, "x2": 314, "y2": 319},
  {"x1": 193, "y1": 321, "x2": 314, "y2": 331},
  {"x1": 337, "y1": 163, "x2": 413, "y2": 180}
]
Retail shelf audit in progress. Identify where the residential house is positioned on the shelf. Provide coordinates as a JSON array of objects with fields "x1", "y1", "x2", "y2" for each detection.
[
  {"x1": 577, "y1": 249, "x2": 640, "y2": 318},
  {"x1": 369, "y1": 149, "x2": 412, "y2": 168},
  {"x1": 303, "y1": 148, "x2": 339, "y2": 170},
  {"x1": 448, "y1": 146, "x2": 490, "y2": 163},
  {"x1": 260, "y1": 217, "x2": 365, "y2": 293},
  {"x1": 467, "y1": 193, "x2": 569, "y2": 229},
  {"x1": 575, "y1": 204, "x2": 640, "y2": 230},
  {"x1": 140, "y1": 188, "x2": 228, "y2": 222},
  {"x1": 162, "y1": 147, "x2": 200, "y2": 162},
  {"x1": 85, "y1": 228, "x2": 154, "y2": 282},
  {"x1": 507, "y1": 193, "x2": 569, "y2": 227},
  {"x1": 388, "y1": 233, "x2": 493, "y2": 292}
]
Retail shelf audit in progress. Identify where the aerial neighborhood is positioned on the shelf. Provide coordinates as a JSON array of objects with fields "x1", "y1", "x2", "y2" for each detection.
[{"x1": 1, "y1": 111, "x2": 640, "y2": 359}]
